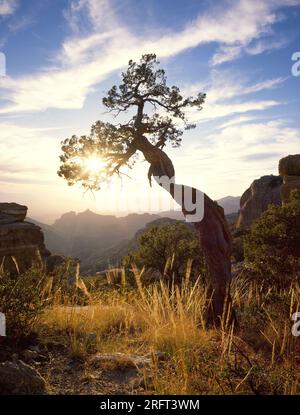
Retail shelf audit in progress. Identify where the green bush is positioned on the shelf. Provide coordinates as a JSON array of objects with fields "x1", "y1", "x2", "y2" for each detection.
[
  {"x1": 232, "y1": 228, "x2": 249, "y2": 262},
  {"x1": 123, "y1": 222, "x2": 206, "y2": 282},
  {"x1": 244, "y1": 190, "x2": 300, "y2": 288},
  {"x1": 0, "y1": 267, "x2": 49, "y2": 339},
  {"x1": 0, "y1": 259, "x2": 88, "y2": 340}
]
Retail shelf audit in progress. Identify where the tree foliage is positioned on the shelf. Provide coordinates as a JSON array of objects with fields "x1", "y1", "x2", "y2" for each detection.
[
  {"x1": 58, "y1": 54, "x2": 205, "y2": 190},
  {"x1": 244, "y1": 190, "x2": 300, "y2": 287}
]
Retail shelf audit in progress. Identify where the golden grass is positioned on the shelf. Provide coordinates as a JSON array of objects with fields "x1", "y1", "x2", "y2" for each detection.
[{"x1": 34, "y1": 267, "x2": 300, "y2": 395}]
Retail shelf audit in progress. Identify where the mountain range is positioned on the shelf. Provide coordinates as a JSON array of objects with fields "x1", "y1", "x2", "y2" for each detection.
[{"x1": 28, "y1": 195, "x2": 240, "y2": 273}]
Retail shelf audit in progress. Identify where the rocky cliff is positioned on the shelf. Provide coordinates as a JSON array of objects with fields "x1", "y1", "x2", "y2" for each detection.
[
  {"x1": 279, "y1": 154, "x2": 300, "y2": 203},
  {"x1": 0, "y1": 203, "x2": 50, "y2": 273},
  {"x1": 236, "y1": 175, "x2": 282, "y2": 228}
]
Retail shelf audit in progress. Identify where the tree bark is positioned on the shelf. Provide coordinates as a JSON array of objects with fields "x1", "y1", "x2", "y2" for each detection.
[{"x1": 135, "y1": 135, "x2": 232, "y2": 326}]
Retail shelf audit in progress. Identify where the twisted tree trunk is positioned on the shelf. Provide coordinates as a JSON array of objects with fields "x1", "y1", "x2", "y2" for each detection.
[{"x1": 135, "y1": 135, "x2": 233, "y2": 326}]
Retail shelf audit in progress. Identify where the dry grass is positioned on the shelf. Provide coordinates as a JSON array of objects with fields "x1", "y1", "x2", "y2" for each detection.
[{"x1": 34, "y1": 267, "x2": 300, "y2": 395}]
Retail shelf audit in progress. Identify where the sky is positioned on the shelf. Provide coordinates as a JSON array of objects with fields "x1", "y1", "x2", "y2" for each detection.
[{"x1": 0, "y1": 0, "x2": 299, "y2": 223}]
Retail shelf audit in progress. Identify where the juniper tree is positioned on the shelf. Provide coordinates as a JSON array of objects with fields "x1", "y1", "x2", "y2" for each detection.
[{"x1": 58, "y1": 54, "x2": 232, "y2": 325}]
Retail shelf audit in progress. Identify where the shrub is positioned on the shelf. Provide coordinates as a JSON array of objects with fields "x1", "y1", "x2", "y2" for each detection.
[
  {"x1": 0, "y1": 267, "x2": 49, "y2": 339},
  {"x1": 123, "y1": 222, "x2": 206, "y2": 282},
  {"x1": 0, "y1": 259, "x2": 84, "y2": 340},
  {"x1": 232, "y1": 228, "x2": 249, "y2": 262},
  {"x1": 244, "y1": 190, "x2": 300, "y2": 288}
]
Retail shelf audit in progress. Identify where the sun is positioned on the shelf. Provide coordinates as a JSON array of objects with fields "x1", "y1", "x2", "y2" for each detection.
[{"x1": 83, "y1": 155, "x2": 106, "y2": 174}]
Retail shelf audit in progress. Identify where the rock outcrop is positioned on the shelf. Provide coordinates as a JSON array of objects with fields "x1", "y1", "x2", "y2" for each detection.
[
  {"x1": 0, "y1": 360, "x2": 47, "y2": 394},
  {"x1": 0, "y1": 203, "x2": 50, "y2": 273},
  {"x1": 236, "y1": 175, "x2": 282, "y2": 228},
  {"x1": 279, "y1": 154, "x2": 300, "y2": 203},
  {"x1": 0, "y1": 203, "x2": 27, "y2": 222}
]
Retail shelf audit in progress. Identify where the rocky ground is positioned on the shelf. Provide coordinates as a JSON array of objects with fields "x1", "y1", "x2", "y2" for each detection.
[{"x1": 0, "y1": 338, "x2": 159, "y2": 395}]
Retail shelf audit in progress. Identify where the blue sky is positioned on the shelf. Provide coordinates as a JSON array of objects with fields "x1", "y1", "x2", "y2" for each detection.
[{"x1": 0, "y1": 0, "x2": 299, "y2": 222}]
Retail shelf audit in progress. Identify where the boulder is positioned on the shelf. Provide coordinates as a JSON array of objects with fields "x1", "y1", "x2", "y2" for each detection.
[
  {"x1": 279, "y1": 155, "x2": 300, "y2": 203},
  {"x1": 0, "y1": 203, "x2": 50, "y2": 273},
  {"x1": 0, "y1": 203, "x2": 27, "y2": 222},
  {"x1": 236, "y1": 175, "x2": 282, "y2": 228},
  {"x1": 278, "y1": 154, "x2": 300, "y2": 176},
  {"x1": 280, "y1": 175, "x2": 300, "y2": 203},
  {"x1": 0, "y1": 360, "x2": 47, "y2": 395}
]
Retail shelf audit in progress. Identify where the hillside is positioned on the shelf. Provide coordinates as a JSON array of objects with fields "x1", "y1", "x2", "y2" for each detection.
[
  {"x1": 33, "y1": 211, "x2": 162, "y2": 270},
  {"x1": 27, "y1": 217, "x2": 66, "y2": 253},
  {"x1": 88, "y1": 217, "x2": 181, "y2": 274}
]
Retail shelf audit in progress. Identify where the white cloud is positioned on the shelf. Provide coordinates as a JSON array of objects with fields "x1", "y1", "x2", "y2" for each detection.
[
  {"x1": 183, "y1": 119, "x2": 300, "y2": 198},
  {"x1": 246, "y1": 37, "x2": 290, "y2": 55},
  {"x1": 211, "y1": 36, "x2": 289, "y2": 65},
  {"x1": 211, "y1": 36, "x2": 291, "y2": 65},
  {"x1": 182, "y1": 72, "x2": 285, "y2": 123},
  {"x1": 0, "y1": 0, "x2": 18, "y2": 16},
  {"x1": 0, "y1": 0, "x2": 298, "y2": 114},
  {"x1": 210, "y1": 0, "x2": 300, "y2": 66},
  {"x1": 0, "y1": 122, "x2": 64, "y2": 185},
  {"x1": 211, "y1": 45, "x2": 243, "y2": 66},
  {"x1": 208, "y1": 120, "x2": 300, "y2": 155},
  {"x1": 194, "y1": 100, "x2": 280, "y2": 123},
  {"x1": 208, "y1": 75, "x2": 285, "y2": 103},
  {"x1": 8, "y1": 15, "x2": 34, "y2": 33},
  {"x1": 219, "y1": 115, "x2": 258, "y2": 129}
]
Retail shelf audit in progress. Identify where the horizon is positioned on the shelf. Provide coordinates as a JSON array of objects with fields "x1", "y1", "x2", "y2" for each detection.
[
  {"x1": 1, "y1": 0, "x2": 300, "y2": 222},
  {"x1": 26, "y1": 195, "x2": 240, "y2": 225}
]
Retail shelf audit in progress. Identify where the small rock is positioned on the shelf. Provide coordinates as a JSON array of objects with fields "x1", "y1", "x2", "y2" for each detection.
[
  {"x1": 29, "y1": 345, "x2": 40, "y2": 353},
  {"x1": 91, "y1": 353, "x2": 152, "y2": 370}
]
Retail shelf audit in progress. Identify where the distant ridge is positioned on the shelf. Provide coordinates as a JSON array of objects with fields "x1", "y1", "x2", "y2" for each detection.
[
  {"x1": 216, "y1": 196, "x2": 240, "y2": 215},
  {"x1": 29, "y1": 195, "x2": 239, "y2": 273}
]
